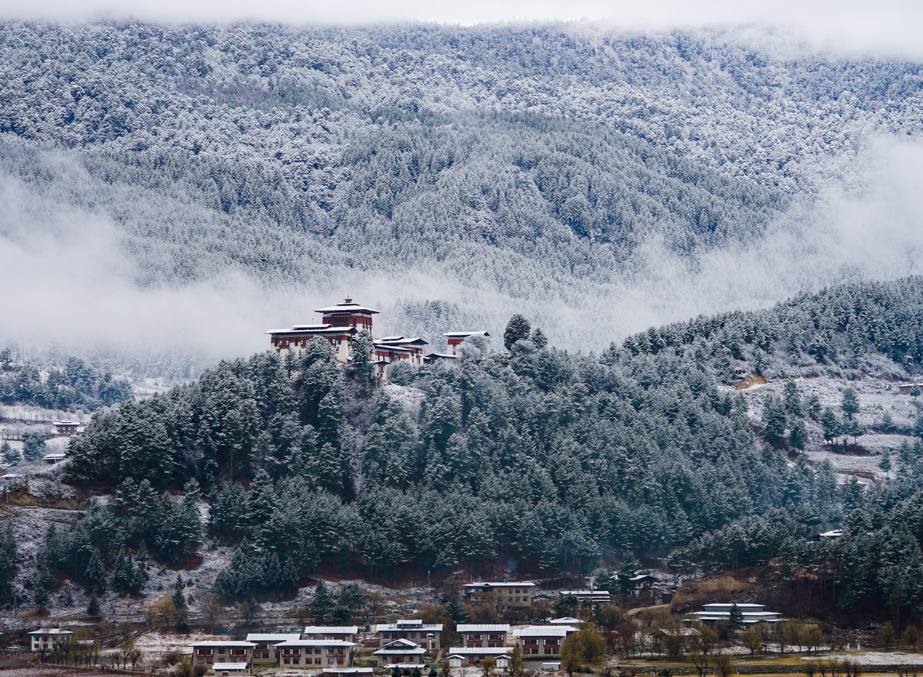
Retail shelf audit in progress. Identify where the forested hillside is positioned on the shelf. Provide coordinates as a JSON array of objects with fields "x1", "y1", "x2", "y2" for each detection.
[
  {"x1": 30, "y1": 277, "x2": 920, "y2": 620},
  {"x1": 2, "y1": 21, "x2": 923, "y2": 367}
]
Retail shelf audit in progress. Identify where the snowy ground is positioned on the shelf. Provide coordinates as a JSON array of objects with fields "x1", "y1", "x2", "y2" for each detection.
[
  {"x1": 734, "y1": 374, "x2": 922, "y2": 483},
  {"x1": 805, "y1": 652, "x2": 923, "y2": 665}
]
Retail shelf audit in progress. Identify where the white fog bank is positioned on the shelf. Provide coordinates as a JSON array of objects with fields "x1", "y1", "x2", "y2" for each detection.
[{"x1": 2, "y1": 138, "x2": 923, "y2": 371}]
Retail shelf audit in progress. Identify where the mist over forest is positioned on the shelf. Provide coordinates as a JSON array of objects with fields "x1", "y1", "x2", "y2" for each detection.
[{"x1": 1, "y1": 20, "x2": 923, "y2": 376}]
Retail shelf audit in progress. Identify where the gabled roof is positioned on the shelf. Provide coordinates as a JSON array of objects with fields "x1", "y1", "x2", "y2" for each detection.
[
  {"x1": 192, "y1": 641, "x2": 257, "y2": 647},
  {"x1": 266, "y1": 325, "x2": 358, "y2": 336},
  {"x1": 374, "y1": 639, "x2": 427, "y2": 655},
  {"x1": 246, "y1": 633, "x2": 301, "y2": 642},
  {"x1": 275, "y1": 639, "x2": 358, "y2": 647},
  {"x1": 29, "y1": 629, "x2": 73, "y2": 636},
  {"x1": 445, "y1": 331, "x2": 490, "y2": 338},
  {"x1": 447, "y1": 647, "x2": 512, "y2": 656},
  {"x1": 377, "y1": 622, "x2": 443, "y2": 631},
  {"x1": 315, "y1": 298, "x2": 379, "y2": 315},
  {"x1": 464, "y1": 581, "x2": 535, "y2": 589},
  {"x1": 513, "y1": 626, "x2": 574, "y2": 638},
  {"x1": 549, "y1": 617, "x2": 582, "y2": 625},
  {"x1": 379, "y1": 337, "x2": 429, "y2": 346},
  {"x1": 303, "y1": 626, "x2": 360, "y2": 634},
  {"x1": 457, "y1": 624, "x2": 510, "y2": 633}
]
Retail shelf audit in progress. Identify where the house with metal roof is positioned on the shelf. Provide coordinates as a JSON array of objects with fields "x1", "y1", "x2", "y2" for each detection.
[
  {"x1": 447, "y1": 646, "x2": 513, "y2": 666},
  {"x1": 245, "y1": 633, "x2": 301, "y2": 665},
  {"x1": 191, "y1": 641, "x2": 255, "y2": 671},
  {"x1": 376, "y1": 620, "x2": 442, "y2": 651},
  {"x1": 512, "y1": 626, "x2": 577, "y2": 658},
  {"x1": 374, "y1": 639, "x2": 427, "y2": 666},
  {"x1": 303, "y1": 626, "x2": 361, "y2": 642},
  {"x1": 463, "y1": 581, "x2": 535, "y2": 608},
  {"x1": 686, "y1": 603, "x2": 783, "y2": 627},
  {"x1": 457, "y1": 624, "x2": 510, "y2": 648},
  {"x1": 29, "y1": 628, "x2": 73, "y2": 653},
  {"x1": 273, "y1": 639, "x2": 357, "y2": 668}
]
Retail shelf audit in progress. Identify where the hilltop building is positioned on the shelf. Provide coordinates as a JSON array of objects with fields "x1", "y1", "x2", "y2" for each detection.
[{"x1": 266, "y1": 298, "x2": 488, "y2": 375}]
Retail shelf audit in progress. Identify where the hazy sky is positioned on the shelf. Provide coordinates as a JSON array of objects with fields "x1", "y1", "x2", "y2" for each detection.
[{"x1": 1, "y1": 0, "x2": 922, "y2": 58}]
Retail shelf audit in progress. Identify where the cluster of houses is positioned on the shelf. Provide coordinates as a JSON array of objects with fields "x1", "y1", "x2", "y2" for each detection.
[
  {"x1": 185, "y1": 615, "x2": 583, "y2": 675},
  {"x1": 265, "y1": 298, "x2": 490, "y2": 378}
]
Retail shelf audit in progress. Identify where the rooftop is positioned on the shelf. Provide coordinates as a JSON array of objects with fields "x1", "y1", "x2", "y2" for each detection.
[
  {"x1": 192, "y1": 641, "x2": 257, "y2": 647},
  {"x1": 266, "y1": 325, "x2": 358, "y2": 336},
  {"x1": 246, "y1": 633, "x2": 301, "y2": 642},
  {"x1": 448, "y1": 647, "x2": 512, "y2": 655},
  {"x1": 513, "y1": 627, "x2": 575, "y2": 638},
  {"x1": 315, "y1": 298, "x2": 379, "y2": 315},
  {"x1": 464, "y1": 582, "x2": 535, "y2": 589},
  {"x1": 445, "y1": 331, "x2": 490, "y2": 338},
  {"x1": 457, "y1": 624, "x2": 511, "y2": 633},
  {"x1": 275, "y1": 640, "x2": 358, "y2": 647},
  {"x1": 303, "y1": 626, "x2": 360, "y2": 634}
]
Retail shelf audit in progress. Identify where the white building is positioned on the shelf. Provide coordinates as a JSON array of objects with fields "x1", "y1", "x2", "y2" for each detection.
[
  {"x1": 687, "y1": 603, "x2": 783, "y2": 626},
  {"x1": 29, "y1": 628, "x2": 73, "y2": 653}
]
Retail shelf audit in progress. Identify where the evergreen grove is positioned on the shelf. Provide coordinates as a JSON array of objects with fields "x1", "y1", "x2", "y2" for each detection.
[{"x1": 33, "y1": 277, "x2": 923, "y2": 620}]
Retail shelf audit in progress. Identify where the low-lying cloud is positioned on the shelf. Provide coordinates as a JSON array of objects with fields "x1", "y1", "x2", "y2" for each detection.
[{"x1": 2, "y1": 137, "x2": 923, "y2": 374}]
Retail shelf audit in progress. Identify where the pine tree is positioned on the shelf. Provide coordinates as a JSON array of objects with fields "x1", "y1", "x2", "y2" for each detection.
[
  {"x1": 311, "y1": 580, "x2": 335, "y2": 623},
  {"x1": 86, "y1": 591, "x2": 101, "y2": 618},
  {"x1": 172, "y1": 575, "x2": 187, "y2": 609},
  {"x1": 0, "y1": 523, "x2": 17, "y2": 598},
  {"x1": 841, "y1": 388, "x2": 860, "y2": 420},
  {"x1": 0, "y1": 440, "x2": 17, "y2": 464},
  {"x1": 879, "y1": 452, "x2": 892, "y2": 473},
  {"x1": 503, "y1": 315, "x2": 531, "y2": 351},
  {"x1": 444, "y1": 595, "x2": 468, "y2": 624},
  {"x1": 350, "y1": 330, "x2": 375, "y2": 387},
  {"x1": 84, "y1": 548, "x2": 106, "y2": 593},
  {"x1": 726, "y1": 604, "x2": 744, "y2": 632},
  {"x1": 33, "y1": 583, "x2": 49, "y2": 613}
]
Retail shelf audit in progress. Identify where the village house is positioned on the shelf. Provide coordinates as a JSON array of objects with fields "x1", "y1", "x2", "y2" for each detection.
[
  {"x1": 376, "y1": 619, "x2": 442, "y2": 651},
  {"x1": 191, "y1": 640, "x2": 255, "y2": 669},
  {"x1": 303, "y1": 626, "x2": 361, "y2": 643},
  {"x1": 549, "y1": 617, "x2": 582, "y2": 625},
  {"x1": 373, "y1": 639, "x2": 427, "y2": 665},
  {"x1": 559, "y1": 589, "x2": 611, "y2": 604},
  {"x1": 457, "y1": 624, "x2": 510, "y2": 648},
  {"x1": 446, "y1": 646, "x2": 512, "y2": 666},
  {"x1": 512, "y1": 626, "x2": 576, "y2": 658},
  {"x1": 246, "y1": 633, "x2": 300, "y2": 665},
  {"x1": 627, "y1": 574, "x2": 658, "y2": 600},
  {"x1": 43, "y1": 452, "x2": 67, "y2": 465},
  {"x1": 273, "y1": 639, "x2": 357, "y2": 668},
  {"x1": 463, "y1": 581, "x2": 535, "y2": 608},
  {"x1": 53, "y1": 421, "x2": 80, "y2": 436},
  {"x1": 29, "y1": 628, "x2": 73, "y2": 653}
]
